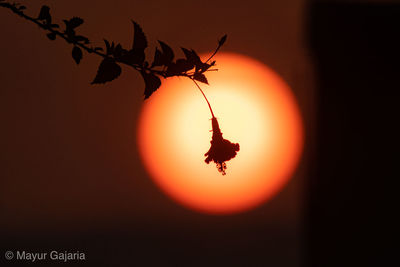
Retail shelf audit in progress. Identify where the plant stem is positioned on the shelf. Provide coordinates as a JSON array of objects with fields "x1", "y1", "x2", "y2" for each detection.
[
  {"x1": 0, "y1": 2, "x2": 186, "y2": 78},
  {"x1": 192, "y1": 79, "x2": 215, "y2": 118},
  {"x1": 1, "y1": 1, "x2": 222, "y2": 114}
]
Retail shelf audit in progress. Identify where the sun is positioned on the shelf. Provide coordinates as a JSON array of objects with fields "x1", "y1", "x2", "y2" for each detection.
[{"x1": 136, "y1": 53, "x2": 304, "y2": 214}]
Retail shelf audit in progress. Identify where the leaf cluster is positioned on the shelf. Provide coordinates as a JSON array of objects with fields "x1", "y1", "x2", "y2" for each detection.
[{"x1": 0, "y1": 1, "x2": 227, "y2": 100}]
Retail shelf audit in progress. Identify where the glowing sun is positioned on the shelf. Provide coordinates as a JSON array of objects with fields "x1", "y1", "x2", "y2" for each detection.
[{"x1": 137, "y1": 53, "x2": 304, "y2": 214}]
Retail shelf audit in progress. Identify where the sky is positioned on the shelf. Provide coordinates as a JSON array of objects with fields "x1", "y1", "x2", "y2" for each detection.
[{"x1": 0, "y1": 0, "x2": 314, "y2": 265}]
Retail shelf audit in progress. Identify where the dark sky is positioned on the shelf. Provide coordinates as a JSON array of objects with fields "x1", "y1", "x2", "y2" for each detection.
[
  {"x1": 0, "y1": 1, "x2": 313, "y2": 265},
  {"x1": 0, "y1": 0, "x2": 313, "y2": 266},
  {"x1": 4, "y1": 0, "x2": 395, "y2": 266},
  {"x1": 0, "y1": 0, "x2": 400, "y2": 267},
  {"x1": 0, "y1": 0, "x2": 310, "y2": 223}
]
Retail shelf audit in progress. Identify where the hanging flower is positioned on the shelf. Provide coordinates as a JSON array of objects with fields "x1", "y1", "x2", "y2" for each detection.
[{"x1": 204, "y1": 117, "x2": 240, "y2": 175}]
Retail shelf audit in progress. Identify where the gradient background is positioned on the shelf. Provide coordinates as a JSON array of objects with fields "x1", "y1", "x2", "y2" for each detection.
[{"x1": 0, "y1": 0, "x2": 396, "y2": 266}]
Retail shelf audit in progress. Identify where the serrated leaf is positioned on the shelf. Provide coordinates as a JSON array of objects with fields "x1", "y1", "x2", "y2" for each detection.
[
  {"x1": 72, "y1": 46, "x2": 82, "y2": 64},
  {"x1": 219, "y1": 34, "x2": 227, "y2": 46},
  {"x1": 140, "y1": 71, "x2": 161, "y2": 99},
  {"x1": 131, "y1": 20, "x2": 147, "y2": 51},
  {"x1": 158, "y1": 41, "x2": 174, "y2": 63},
  {"x1": 91, "y1": 58, "x2": 121, "y2": 84},
  {"x1": 46, "y1": 32, "x2": 56, "y2": 40},
  {"x1": 193, "y1": 73, "x2": 208, "y2": 84}
]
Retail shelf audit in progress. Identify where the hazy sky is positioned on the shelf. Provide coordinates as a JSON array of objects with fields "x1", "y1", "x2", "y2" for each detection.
[
  {"x1": 0, "y1": 6, "x2": 316, "y2": 266},
  {"x1": 4, "y1": 0, "x2": 371, "y2": 266},
  {"x1": 0, "y1": 0, "x2": 312, "y2": 225}
]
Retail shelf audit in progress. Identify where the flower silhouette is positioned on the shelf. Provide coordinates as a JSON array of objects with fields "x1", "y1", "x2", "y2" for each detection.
[{"x1": 204, "y1": 117, "x2": 240, "y2": 175}]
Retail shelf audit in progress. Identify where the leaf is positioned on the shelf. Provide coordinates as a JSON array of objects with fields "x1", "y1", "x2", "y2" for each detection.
[
  {"x1": 91, "y1": 58, "x2": 121, "y2": 84},
  {"x1": 131, "y1": 20, "x2": 147, "y2": 51},
  {"x1": 67, "y1": 17, "x2": 84, "y2": 29},
  {"x1": 120, "y1": 49, "x2": 145, "y2": 65},
  {"x1": 37, "y1": 5, "x2": 51, "y2": 24},
  {"x1": 141, "y1": 71, "x2": 161, "y2": 99},
  {"x1": 110, "y1": 42, "x2": 115, "y2": 53},
  {"x1": 181, "y1": 48, "x2": 202, "y2": 71},
  {"x1": 181, "y1": 48, "x2": 200, "y2": 63},
  {"x1": 181, "y1": 47, "x2": 192, "y2": 60},
  {"x1": 218, "y1": 34, "x2": 227, "y2": 46},
  {"x1": 37, "y1": 5, "x2": 50, "y2": 20},
  {"x1": 158, "y1": 41, "x2": 174, "y2": 63},
  {"x1": 198, "y1": 62, "x2": 213, "y2": 72},
  {"x1": 151, "y1": 48, "x2": 164, "y2": 67},
  {"x1": 104, "y1": 39, "x2": 111, "y2": 54},
  {"x1": 103, "y1": 39, "x2": 116, "y2": 55},
  {"x1": 193, "y1": 73, "x2": 208, "y2": 84},
  {"x1": 46, "y1": 32, "x2": 56, "y2": 40},
  {"x1": 114, "y1": 43, "x2": 123, "y2": 58},
  {"x1": 151, "y1": 42, "x2": 174, "y2": 67},
  {"x1": 72, "y1": 46, "x2": 82, "y2": 64},
  {"x1": 166, "y1": 60, "x2": 193, "y2": 77},
  {"x1": 175, "y1": 59, "x2": 194, "y2": 73}
]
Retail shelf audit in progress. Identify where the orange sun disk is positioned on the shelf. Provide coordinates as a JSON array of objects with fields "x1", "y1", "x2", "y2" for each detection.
[{"x1": 137, "y1": 53, "x2": 304, "y2": 214}]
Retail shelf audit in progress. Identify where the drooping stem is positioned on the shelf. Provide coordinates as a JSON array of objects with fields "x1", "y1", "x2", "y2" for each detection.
[{"x1": 192, "y1": 79, "x2": 215, "y2": 118}]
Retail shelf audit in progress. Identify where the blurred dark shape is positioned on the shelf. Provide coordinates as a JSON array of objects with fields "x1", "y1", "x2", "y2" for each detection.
[
  {"x1": 204, "y1": 117, "x2": 240, "y2": 175},
  {"x1": 307, "y1": 1, "x2": 399, "y2": 266}
]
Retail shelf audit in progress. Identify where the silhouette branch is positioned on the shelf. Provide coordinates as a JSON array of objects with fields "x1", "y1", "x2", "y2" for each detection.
[
  {"x1": 0, "y1": 0, "x2": 240, "y2": 175},
  {"x1": 0, "y1": 1, "x2": 226, "y2": 97}
]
